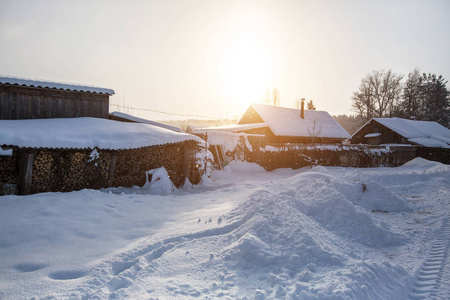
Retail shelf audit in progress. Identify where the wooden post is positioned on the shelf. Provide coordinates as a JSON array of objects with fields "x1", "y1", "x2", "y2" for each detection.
[
  {"x1": 204, "y1": 132, "x2": 208, "y2": 175},
  {"x1": 183, "y1": 146, "x2": 190, "y2": 182},
  {"x1": 107, "y1": 154, "x2": 117, "y2": 187},
  {"x1": 18, "y1": 151, "x2": 34, "y2": 195}
]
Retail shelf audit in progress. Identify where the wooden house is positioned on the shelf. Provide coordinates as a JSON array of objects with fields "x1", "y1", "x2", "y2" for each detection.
[
  {"x1": 232, "y1": 103, "x2": 350, "y2": 144},
  {"x1": 0, "y1": 76, "x2": 114, "y2": 120},
  {"x1": 351, "y1": 118, "x2": 450, "y2": 148}
]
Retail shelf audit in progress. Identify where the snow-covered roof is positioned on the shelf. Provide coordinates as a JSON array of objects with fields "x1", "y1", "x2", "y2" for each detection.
[
  {"x1": 239, "y1": 103, "x2": 351, "y2": 139},
  {"x1": 0, "y1": 118, "x2": 201, "y2": 150},
  {"x1": 357, "y1": 118, "x2": 450, "y2": 148},
  {"x1": 193, "y1": 123, "x2": 267, "y2": 133},
  {"x1": 0, "y1": 76, "x2": 114, "y2": 95},
  {"x1": 111, "y1": 111, "x2": 181, "y2": 132}
]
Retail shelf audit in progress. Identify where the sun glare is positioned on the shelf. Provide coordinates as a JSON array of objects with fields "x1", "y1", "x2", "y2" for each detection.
[{"x1": 219, "y1": 14, "x2": 273, "y2": 113}]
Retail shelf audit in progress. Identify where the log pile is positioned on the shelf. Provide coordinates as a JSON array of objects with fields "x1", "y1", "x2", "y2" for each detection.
[
  {"x1": 2, "y1": 140, "x2": 201, "y2": 194},
  {"x1": 114, "y1": 143, "x2": 193, "y2": 188},
  {"x1": 32, "y1": 151, "x2": 55, "y2": 193},
  {"x1": 31, "y1": 149, "x2": 113, "y2": 193},
  {"x1": 0, "y1": 150, "x2": 18, "y2": 184}
]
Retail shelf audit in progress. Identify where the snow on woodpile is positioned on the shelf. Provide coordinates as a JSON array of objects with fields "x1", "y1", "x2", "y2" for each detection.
[
  {"x1": 242, "y1": 103, "x2": 351, "y2": 139},
  {"x1": 0, "y1": 76, "x2": 114, "y2": 94},
  {"x1": 0, "y1": 117, "x2": 202, "y2": 150},
  {"x1": 374, "y1": 118, "x2": 450, "y2": 148}
]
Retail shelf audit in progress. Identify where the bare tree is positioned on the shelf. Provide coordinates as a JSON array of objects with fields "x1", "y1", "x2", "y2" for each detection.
[
  {"x1": 294, "y1": 99, "x2": 301, "y2": 109},
  {"x1": 272, "y1": 88, "x2": 280, "y2": 106},
  {"x1": 262, "y1": 88, "x2": 280, "y2": 106},
  {"x1": 307, "y1": 118, "x2": 322, "y2": 143},
  {"x1": 352, "y1": 70, "x2": 403, "y2": 122}
]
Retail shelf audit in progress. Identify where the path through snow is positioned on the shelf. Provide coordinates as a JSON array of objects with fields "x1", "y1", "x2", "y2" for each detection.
[{"x1": 410, "y1": 216, "x2": 450, "y2": 299}]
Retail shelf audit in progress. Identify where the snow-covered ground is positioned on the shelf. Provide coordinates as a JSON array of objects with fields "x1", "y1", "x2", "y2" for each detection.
[{"x1": 0, "y1": 158, "x2": 449, "y2": 299}]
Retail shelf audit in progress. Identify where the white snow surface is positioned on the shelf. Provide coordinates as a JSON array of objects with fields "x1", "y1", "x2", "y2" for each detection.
[
  {"x1": 364, "y1": 133, "x2": 382, "y2": 138},
  {"x1": 0, "y1": 75, "x2": 114, "y2": 95},
  {"x1": 239, "y1": 103, "x2": 351, "y2": 139},
  {"x1": 0, "y1": 117, "x2": 202, "y2": 150},
  {"x1": 1, "y1": 158, "x2": 450, "y2": 299},
  {"x1": 142, "y1": 167, "x2": 176, "y2": 194}
]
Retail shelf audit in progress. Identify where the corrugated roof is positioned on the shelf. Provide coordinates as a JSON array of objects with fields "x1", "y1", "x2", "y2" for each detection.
[
  {"x1": 110, "y1": 111, "x2": 181, "y2": 132},
  {"x1": 239, "y1": 103, "x2": 351, "y2": 139},
  {"x1": 0, "y1": 76, "x2": 115, "y2": 95},
  {"x1": 0, "y1": 118, "x2": 201, "y2": 150}
]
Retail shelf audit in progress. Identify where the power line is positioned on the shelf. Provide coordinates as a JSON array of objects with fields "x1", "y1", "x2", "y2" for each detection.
[{"x1": 110, "y1": 103, "x2": 223, "y2": 119}]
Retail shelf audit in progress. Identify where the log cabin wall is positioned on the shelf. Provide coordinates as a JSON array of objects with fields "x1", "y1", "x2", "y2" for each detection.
[
  {"x1": 350, "y1": 120, "x2": 408, "y2": 145},
  {"x1": 0, "y1": 85, "x2": 109, "y2": 120}
]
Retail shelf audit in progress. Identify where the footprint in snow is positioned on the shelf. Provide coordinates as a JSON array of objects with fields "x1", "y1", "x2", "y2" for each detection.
[
  {"x1": 49, "y1": 270, "x2": 86, "y2": 280},
  {"x1": 13, "y1": 263, "x2": 48, "y2": 273}
]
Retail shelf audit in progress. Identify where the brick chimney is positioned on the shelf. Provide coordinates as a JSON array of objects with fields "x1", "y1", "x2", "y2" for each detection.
[{"x1": 300, "y1": 98, "x2": 305, "y2": 119}]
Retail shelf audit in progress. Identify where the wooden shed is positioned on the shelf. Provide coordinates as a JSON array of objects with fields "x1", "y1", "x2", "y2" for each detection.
[
  {"x1": 0, "y1": 76, "x2": 114, "y2": 120},
  {"x1": 351, "y1": 118, "x2": 450, "y2": 148},
  {"x1": 0, "y1": 118, "x2": 202, "y2": 195}
]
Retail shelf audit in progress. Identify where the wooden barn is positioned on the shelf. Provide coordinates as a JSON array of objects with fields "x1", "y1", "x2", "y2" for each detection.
[
  {"x1": 351, "y1": 118, "x2": 450, "y2": 148},
  {"x1": 230, "y1": 103, "x2": 350, "y2": 144},
  {"x1": 0, "y1": 76, "x2": 114, "y2": 120},
  {"x1": 0, "y1": 118, "x2": 202, "y2": 195}
]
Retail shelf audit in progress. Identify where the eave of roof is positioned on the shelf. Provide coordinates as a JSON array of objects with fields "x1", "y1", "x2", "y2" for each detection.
[{"x1": 0, "y1": 76, "x2": 115, "y2": 95}]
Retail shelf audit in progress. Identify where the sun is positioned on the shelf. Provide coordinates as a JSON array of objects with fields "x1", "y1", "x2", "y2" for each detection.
[{"x1": 219, "y1": 26, "x2": 274, "y2": 112}]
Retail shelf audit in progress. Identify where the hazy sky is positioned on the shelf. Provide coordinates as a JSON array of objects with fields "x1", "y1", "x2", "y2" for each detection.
[{"x1": 1, "y1": 0, "x2": 449, "y2": 121}]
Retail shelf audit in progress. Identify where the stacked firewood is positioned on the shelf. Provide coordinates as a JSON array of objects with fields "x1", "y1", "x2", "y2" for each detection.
[
  {"x1": 31, "y1": 149, "x2": 113, "y2": 193},
  {"x1": 32, "y1": 151, "x2": 55, "y2": 192},
  {"x1": 113, "y1": 144, "x2": 187, "y2": 188},
  {"x1": 0, "y1": 153, "x2": 18, "y2": 184}
]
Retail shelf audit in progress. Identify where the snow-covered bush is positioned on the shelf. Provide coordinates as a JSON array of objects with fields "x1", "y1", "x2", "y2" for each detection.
[{"x1": 195, "y1": 147, "x2": 214, "y2": 179}]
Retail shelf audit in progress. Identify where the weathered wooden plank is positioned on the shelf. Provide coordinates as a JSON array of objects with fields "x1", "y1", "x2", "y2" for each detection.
[
  {"x1": 1, "y1": 85, "x2": 111, "y2": 120},
  {"x1": 18, "y1": 151, "x2": 34, "y2": 195},
  {"x1": 107, "y1": 155, "x2": 117, "y2": 187}
]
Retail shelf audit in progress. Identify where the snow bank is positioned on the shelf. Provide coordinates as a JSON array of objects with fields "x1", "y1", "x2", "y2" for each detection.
[
  {"x1": 227, "y1": 161, "x2": 266, "y2": 173},
  {"x1": 142, "y1": 167, "x2": 176, "y2": 194}
]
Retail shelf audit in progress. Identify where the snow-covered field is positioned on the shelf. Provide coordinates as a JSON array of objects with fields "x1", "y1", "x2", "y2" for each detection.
[{"x1": 0, "y1": 158, "x2": 449, "y2": 299}]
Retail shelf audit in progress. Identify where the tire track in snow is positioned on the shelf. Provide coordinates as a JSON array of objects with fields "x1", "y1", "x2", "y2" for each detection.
[
  {"x1": 409, "y1": 216, "x2": 450, "y2": 300},
  {"x1": 79, "y1": 213, "x2": 253, "y2": 299}
]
